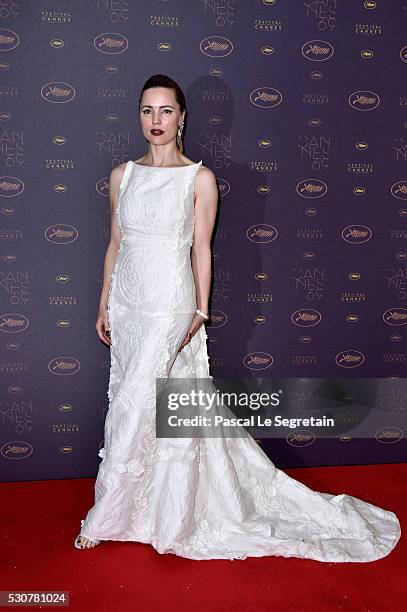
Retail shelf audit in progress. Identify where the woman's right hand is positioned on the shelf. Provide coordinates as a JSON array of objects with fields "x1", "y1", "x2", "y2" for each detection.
[{"x1": 96, "y1": 307, "x2": 111, "y2": 346}]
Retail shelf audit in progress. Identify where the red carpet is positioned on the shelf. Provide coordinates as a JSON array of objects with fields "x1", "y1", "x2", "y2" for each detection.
[{"x1": 1, "y1": 463, "x2": 405, "y2": 611}]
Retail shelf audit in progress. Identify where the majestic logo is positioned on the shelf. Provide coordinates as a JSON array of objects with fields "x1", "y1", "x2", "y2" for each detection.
[
  {"x1": 375, "y1": 427, "x2": 403, "y2": 444},
  {"x1": 400, "y1": 45, "x2": 407, "y2": 64},
  {"x1": 200, "y1": 36, "x2": 233, "y2": 57},
  {"x1": 96, "y1": 177, "x2": 110, "y2": 197},
  {"x1": 48, "y1": 357, "x2": 81, "y2": 375},
  {"x1": 207, "y1": 310, "x2": 227, "y2": 328},
  {"x1": 382, "y1": 308, "x2": 407, "y2": 326},
  {"x1": 0, "y1": 314, "x2": 29, "y2": 333},
  {"x1": 45, "y1": 224, "x2": 79, "y2": 244},
  {"x1": 341, "y1": 225, "x2": 372, "y2": 244},
  {"x1": 0, "y1": 176, "x2": 24, "y2": 197},
  {"x1": 41, "y1": 82, "x2": 76, "y2": 103},
  {"x1": 391, "y1": 181, "x2": 407, "y2": 200},
  {"x1": 247, "y1": 224, "x2": 278, "y2": 243},
  {"x1": 50, "y1": 39, "x2": 64, "y2": 48},
  {"x1": 249, "y1": 87, "x2": 282, "y2": 108},
  {"x1": 287, "y1": 431, "x2": 316, "y2": 447},
  {"x1": 335, "y1": 350, "x2": 365, "y2": 368},
  {"x1": 0, "y1": 29, "x2": 20, "y2": 51},
  {"x1": 217, "y1": 178, "x2": 230, "y2": 197},
  {"x1": 291, "y1": 309, "x2": 322, "y2": 327},
  {"x1": 296, "y1": 179, "x2": 327, "y2": 198},
  {"x1": 1, "y1": 441, "x2": 33, "y2": 459},
  {"x1": 94, "y1": 33, "x2": 129, "y2": 54},
  {"x1": 301, "y1": 40, "x2": 334, "y2": 61},
  {"x1": 243, "y1": 352, "x2": 273, "y2": 370},
  {"x1": 348, "y1": 91, "x2": 380, "y2": 111}
]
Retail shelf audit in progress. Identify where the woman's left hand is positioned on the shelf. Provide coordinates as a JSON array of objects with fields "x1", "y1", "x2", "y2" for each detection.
[{"x1": 178, "y1": 314, "x2": 205, "y2": 352}]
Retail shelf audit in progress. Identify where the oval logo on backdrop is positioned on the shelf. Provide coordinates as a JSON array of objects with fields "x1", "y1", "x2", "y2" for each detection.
[
  {"x1": 243, "y1": 352, "x2": 273, "y2": 370},
  {"x1": 348, "y1": 90, "x2": 380, "y2": 111},
  {"x1": 249, "y1": 87, "x2": 282, "y2": 108},
  {"x1": 207, "y1": 310, "x2": 227, "y2": 328},
  {"x1": 0, "y1": 314, "x2": 29, "y2": 333},
  {"x1": 247, "y1": 224, "x2": 278, "y2": 243},
  {"x1": 390, "y1": 181, "x2": 407, "y2": 200},
  {"x1": 41, "y1": 82, "x2": 76, "y2": 103},
  {"x1": 200, "y1": 36, "x2": 233, "y2": 57},
  {"x1": 296, "y1": 179, "x2": 327, "y2": 198},
  {"x1": 383, "y1": 308, "x2": 407, "y2": 326},
  {"x1": 400, "y1": 46, "x2": 407, "y2": 63},
  {"x1": 48, "y1": 357, "x2": 81, "y2": 375},
  {"x1": 0, "y1": 29, "x2": 20, "y2": 51},
  {"x1": 375, "y1": 427, "x2": 403, "y2": 444},
  {"x1": 341, "y1": 225, "x2": 372, "y2": 244},
  {"x1": 287, "y1": 431, "x2": 316, "y2": 447},
  {"x1": 50, "y1": 39, "x2": 64, "y2": 48},
  {"x1": 335, "y1": 350, "x2": 365, "y2": 368},
  {"x1": 45, "y1": 224, "x2": 79, "y2": 244},
  {"x1": 0, "y1": 176, "x2": 24, "y2": 197},
  {"x1": 94, "y1": 33, "x2": 128, "y2": 54},
  {"x1": 96, "y1": 177, "x2": 110, "y2": 197},
  {"x1": 301, "y1": 40, "x2": 334, "y2": 61},
  {"x1": 291, "y1": 309, "x2": 322, "y2": 327},
  {"x1": 217, "y1": 178, "x2": 230, "y2": 197},
  {"x1": 1, "y1": 441, "x2": 33, "y2": 459}
]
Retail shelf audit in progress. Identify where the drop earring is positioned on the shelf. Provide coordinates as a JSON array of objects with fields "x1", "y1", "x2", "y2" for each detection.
[{"x1": 177, "y1": 120, "x2": 184, "y2": 153}]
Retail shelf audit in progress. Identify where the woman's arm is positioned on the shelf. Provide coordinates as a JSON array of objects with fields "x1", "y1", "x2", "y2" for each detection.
[
  {"x1": 96, "y1": 163, "x2": 125, "y2": 345},
  {"x1": 191, "y1": 165, "x2": 218, "y2": 314},
  {"x1": 178, "y1": 165, "x2": 218, "y2": 353},
  {"x1": 98, "y1": 163, "x2": 125, "y2": 312}
]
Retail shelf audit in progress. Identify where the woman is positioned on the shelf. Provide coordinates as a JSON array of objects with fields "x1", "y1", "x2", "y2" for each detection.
[{"x1": 74, "y1": 74, "x2": 401, "y2": 562}]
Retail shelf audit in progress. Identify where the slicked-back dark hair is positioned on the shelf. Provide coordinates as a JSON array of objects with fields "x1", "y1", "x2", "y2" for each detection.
[{"x1": 138, "y1": 74, "x2": 186, "y2": 151}]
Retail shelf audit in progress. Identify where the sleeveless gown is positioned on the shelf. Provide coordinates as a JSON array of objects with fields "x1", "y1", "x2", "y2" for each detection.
[{"x1": 78, "y1": 159, "x2": 401, "y2": 562}]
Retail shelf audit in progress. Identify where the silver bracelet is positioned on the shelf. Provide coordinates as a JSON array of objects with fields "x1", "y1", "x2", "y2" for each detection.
[{"x1": 196, "y1": 308, "x2": 209, "y2": 320}]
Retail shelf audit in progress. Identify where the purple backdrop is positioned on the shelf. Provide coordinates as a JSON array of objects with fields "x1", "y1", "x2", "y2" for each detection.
[{"x1": 1, "y1": 0, "x2": 406, "y2": 481}]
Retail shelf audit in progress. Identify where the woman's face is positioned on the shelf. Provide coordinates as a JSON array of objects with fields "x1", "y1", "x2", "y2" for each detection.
[{"x1": 139, "y1": 87, "x2": 184, "y2": 147}]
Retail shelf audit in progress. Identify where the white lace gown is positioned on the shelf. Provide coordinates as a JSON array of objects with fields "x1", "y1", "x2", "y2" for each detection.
[{"x1": 78, "y1": 160, "x2": 401, "y2": 562}]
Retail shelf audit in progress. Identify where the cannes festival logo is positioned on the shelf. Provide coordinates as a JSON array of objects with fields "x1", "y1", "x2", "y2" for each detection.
[
  {"x1": 0, "y1": 29, "x2": 20, "y2": 51},
  {"x1": 250, "y1": 87, "x2": 282, "y2": 108},
  {"x1": 200, "y1": 36, "x2": 233, "y2": 57},
  {"x1": 94, "y1": 33, "x2": 128, "y2": 54},
  {"x1": 41, "y1": 82, "x2": 76, "y2": 103},
  {"x1": 48, "y1": 357, "x2": 81, "y2": 375},
  {"x1": 291, "y1": 309, "x2": 322, "y2": 327},
  {"x1": 45, "y1": 224, "x2": 79, "y2": 244},
  {"x1": 341, "y1": 225, "x2": 372, "y2": 244},
  {"x1": 335, "y1": 350, "x2": 365, "y2": 368},
  {"x1": 348, "y1": 91, "x2": 380, "y2": 111},
  {"x1": 296, "y1": 179, "x2": 327, "y2": 198},
  {"x1": 383, "y1": 308, "x2": 407, "y2": 326},
  {"x1": 243, "y1": 352, "x2": 273, "y2": 370},
  {"x1": 0, "y1": 314, "x2": 29, "y2": 333},
  {"x1": 0, "y1": 176, "x2": 24, "y2": 197},
  {"x1": 390, "y1": 181, "x2": 407, "y2": 200},
  {"x1": 247, "y1": 224, "x2": 278, "y2": 243},
  {"x1": 1, "y1": 441, "x2": 33, "y2": 459},
  {"x1": 301, "y1": 40, "x2": 334, "y2": 61}
]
